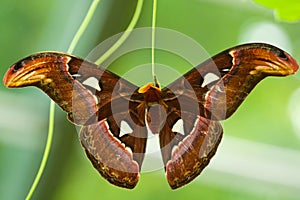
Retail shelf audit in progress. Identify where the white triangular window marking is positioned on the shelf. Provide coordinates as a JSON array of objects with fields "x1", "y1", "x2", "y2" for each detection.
[
  {"x1": 71, "y1": 73, "x2": 82, "y2": 78},
  {"x1": 172, "y1": 119, "x2": 185, "y2": 135},
  {"x1": 221, "y1": 68, "x2": 230, "y2": 72},
  {"x1": 201, "y1": 72, "x2": 220, "y2": 88},
  {"x1": 82, "y1": 77, "x2": 101, "y2": 91},
  {"x1": 119, "y1": 120, "x2": 133, "y2": 137}
]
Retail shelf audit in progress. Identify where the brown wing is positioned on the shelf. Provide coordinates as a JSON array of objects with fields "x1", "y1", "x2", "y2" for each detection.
[
  {"x1": 159, "y1": 43, "x2": 298, "y2": 189},
  {"x1": 164, "y1": 43, "x2": 299, "y2": 120},
  {"x1": 3, "y1": 52, "x2": 148, "y2": 189},
  {"x1": 157, "y1": 87, "x2": 223, "y2": 189}
]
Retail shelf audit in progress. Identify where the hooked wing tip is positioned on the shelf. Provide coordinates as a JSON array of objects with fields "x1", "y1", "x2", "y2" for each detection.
[
  {"x1": 3, "y1": 64, "x2": 23, "y2": 88},
  {"x1": 285, "y1": 52, "x2": 299, "y2": 74},
  {"x1": 3, "y1": 66, "x2": 13, "y2": 87}
]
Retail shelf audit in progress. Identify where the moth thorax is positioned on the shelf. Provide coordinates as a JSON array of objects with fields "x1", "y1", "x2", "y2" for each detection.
[{"x1": 146, "y1": 104, "x2": 167, "y2": 134}]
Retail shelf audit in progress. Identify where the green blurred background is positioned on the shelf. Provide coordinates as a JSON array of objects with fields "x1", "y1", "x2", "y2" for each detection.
[{"x1": 1, "y1": 0, "x2": 300, "y2": 199}]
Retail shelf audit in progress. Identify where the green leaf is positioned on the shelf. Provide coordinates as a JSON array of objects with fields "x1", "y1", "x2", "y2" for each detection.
[{"x1": 253, "y1": 0, "x2": 300, "y2": 22}]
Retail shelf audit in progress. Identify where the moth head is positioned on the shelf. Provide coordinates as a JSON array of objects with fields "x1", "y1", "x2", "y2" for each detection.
[
  {"x1": 138, "y1": 83, "x2": 162, "y2": 103},
  {"x1": 138, "y1": 83, "x2": 161, "y2": 93}
]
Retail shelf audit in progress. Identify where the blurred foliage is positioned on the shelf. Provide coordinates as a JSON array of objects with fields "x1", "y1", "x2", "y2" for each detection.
[
  {"x1": 1, "y1": 0, "x2": 300, "y2": 200},
  {"x1": 253, "y1": 0, "x2": 300, "y2": 22}
]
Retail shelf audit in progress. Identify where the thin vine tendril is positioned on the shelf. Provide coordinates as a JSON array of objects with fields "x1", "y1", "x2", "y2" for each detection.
[
  {"x1": 25, "y1": 0, "x2": 145, "y2": 199},
  {"x1": 25, "y1": 1, "x2": 100, "y2": 199},
  {"x1": 94, "y1": 0, "x2": 144, "y2": 65},
  {"x1": 152, "y1": 0, "x2": 157, "y2": 82}
]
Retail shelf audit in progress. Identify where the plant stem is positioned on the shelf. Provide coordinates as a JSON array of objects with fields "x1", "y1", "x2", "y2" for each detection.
[
  {"x1": 26, "y1": 0, "x2": 145, "y2": 198},
  {"x1": 25, "y1": 101, "x2": 55, "y2": 200},
  {"x1": 151, "y1": 0, "x2": 157, "y2": 82},
  {"x1": 94, "y1": 0, "x2": 144, "y2": 65},
  {"x1": 67, "y1": 0, "x2": 101, "y2": 54},
  {"x1": 25, "y1": 1, "x2": 101, "y2": 199}
]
